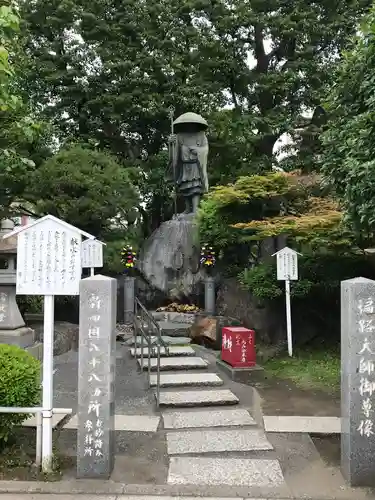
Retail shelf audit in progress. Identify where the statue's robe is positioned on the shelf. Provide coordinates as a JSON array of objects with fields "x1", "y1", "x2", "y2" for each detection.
[{"x1": 171, "y1": 131, "x2": 209, "y2": 196}]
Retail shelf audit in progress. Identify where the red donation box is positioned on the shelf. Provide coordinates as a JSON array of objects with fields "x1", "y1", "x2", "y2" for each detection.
[{"x1": 221, "y1": 326, "x2": 256, "y2": 367}]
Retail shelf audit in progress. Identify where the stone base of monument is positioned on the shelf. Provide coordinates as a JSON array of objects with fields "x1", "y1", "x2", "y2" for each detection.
[
  {"x1": 216, "y1": 358, "x2": 264, "y2": 383},
  {"x1": 0, "y1": 326, "x2": 35, "y2": 348},
  {"x1": 137, "y1": 215, "x2": 205, "y2": 300},
  {"x1": 25, "y1": 341, "x2": 43, "y2": 361}
]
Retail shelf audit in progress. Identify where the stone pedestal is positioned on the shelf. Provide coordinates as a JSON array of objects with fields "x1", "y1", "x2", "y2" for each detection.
[
  {"x1": 77, "y1": 275, "x2": 116, "y2": 479},
  {"x1": 138, "y1": 214, "x2": 204, "y2": 299},
  {"x1": 204, "y1": 276, "x2": 215, "y2": 315},
  {"x1": 0, "y1": 326, "x2": 35, "y2": 347},
  {"x1": 123, "y1": 276, "x2": 135, "y2": 324},
  {"x1": 0, "y1": 285, "x2": 35, "y2": 347},
  {"x1": 341, "y1": 277, "x2": 375, "y2": 486},
  {"x1": 0, "y1": 218, "x2": 41, "y2": 355}
]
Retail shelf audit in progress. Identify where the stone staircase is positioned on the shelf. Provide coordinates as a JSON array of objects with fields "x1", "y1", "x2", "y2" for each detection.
[
  {"x1": 131, "y1": 312, "x2": 240, "y2": 408},
  {"x1": 130, "y1": 309, "x2": 287, "y2": 489}
]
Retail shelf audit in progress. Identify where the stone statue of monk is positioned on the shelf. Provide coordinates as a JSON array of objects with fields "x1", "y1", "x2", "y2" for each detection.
[{"x1": 168, "y1": 112, "x2": 209, "y2": 214}]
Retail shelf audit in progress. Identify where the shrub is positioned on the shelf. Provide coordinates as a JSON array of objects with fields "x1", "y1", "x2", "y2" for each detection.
[{"x1": 0, "y1": 344, "x2": 41, "y2": 444}]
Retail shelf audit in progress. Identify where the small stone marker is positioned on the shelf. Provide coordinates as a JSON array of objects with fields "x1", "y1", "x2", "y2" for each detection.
[
  {"x1": 123, "y1": 276, "x2": 135, "y2": 324},
  {"x1": 77, "y1": 275, "x2": 116, "y2": 479},
  {"x1": 341, "y1": 277, "x2": 375, "y2": 486},
  {"x1": 204, "y1": 276, "x2": 215, "y2": 315}
]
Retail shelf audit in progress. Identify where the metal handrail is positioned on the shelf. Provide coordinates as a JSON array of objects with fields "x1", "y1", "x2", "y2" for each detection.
[{"x1": 134, "y1": 297, "x2": 168, "y2": 407}]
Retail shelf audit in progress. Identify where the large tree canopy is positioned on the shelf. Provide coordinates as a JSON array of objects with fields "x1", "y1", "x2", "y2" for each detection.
[
  {"x1": 321, "y1": 6, "x2": 375, "y2": 238},
  {"x1": 21, "y1": 0, "x2": 371, "y2": 173}
]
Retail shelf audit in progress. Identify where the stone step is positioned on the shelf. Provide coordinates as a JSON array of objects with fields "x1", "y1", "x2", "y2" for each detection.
[
  {"x1": 125, "y1": 335, "x2": 192, "y2": 347},
  {"x1": 162, "y1": 336, "x2": 192, "y2": 346},
  {"x1": 158, "y1": 389, "x2": 239, "y2": 408},
  {"x1": 167, "y1": 428, "x2": 273, "y2": 454},
  {"x1": 150, "y1": 372, "x2": 224, "y2": 388},
  {"x1": 168, "y1": 457, "x2": 285, "y2": 487},
  {"x1": 152, "y1": 311, "x2": 196, "y2": 324},
  {"x1": 139, "y1": 356, "x2": 208, "y2": 372},
  {"x1": 131, "y1": 345, "x2": 195, "y2": 358},
  {"x1": 157, "y1": 321, "x2": 192, "y2": 337},
  {"x1": 163, "y1": 408, "x2": 255, "y2": 429}
]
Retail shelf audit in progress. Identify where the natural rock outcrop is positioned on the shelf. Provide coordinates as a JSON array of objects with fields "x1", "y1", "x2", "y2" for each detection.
[{"x1": 138, "y1": 214, "x2": 205, "y2": 299}]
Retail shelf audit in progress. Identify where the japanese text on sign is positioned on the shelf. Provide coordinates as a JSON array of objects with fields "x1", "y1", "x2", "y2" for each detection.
[
  {"x1": 276, "y1": 249, "x2": 298, "y2": 281},
  {"x1": 83, "y1": 293, "x2": 104, "y2": 458},
  {"x1": 357, "y1": 297, "x2": 375, "y2": 438},
  {"x1": 16, "y1": 219, "x2": 82, "y2": 296},
  {"x1": 81, "y1": 239, "x2": 103, "y2": 269},
  {"x1": 223, "y1": 333, "x2": 232, "y2": 352}
]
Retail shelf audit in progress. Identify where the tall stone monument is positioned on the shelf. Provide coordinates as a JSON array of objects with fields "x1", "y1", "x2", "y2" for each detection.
[
  {"x1": 341, "y1": 277, "x2": 375, "y2": 486},
  {"x1": 77, "y1": 275, "x2": 116, "y2": 479},
  {"x1": 138, "y1": 112, "x2": 209, "y2": 300}
]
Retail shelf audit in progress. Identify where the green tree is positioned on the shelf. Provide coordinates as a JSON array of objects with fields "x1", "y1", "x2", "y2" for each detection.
[
  {"x1": 0, "y1": 4, "x2": 51, "y2": 215},
  {"x1": 25, "y1": 145, "x2": 139, "y2": 238},
  {"x1": 321, "y1": 6, "x2": 375, "y2": 239},
  {"x1": 21, "y1": 0, "x2": 370, "y2": 173}
]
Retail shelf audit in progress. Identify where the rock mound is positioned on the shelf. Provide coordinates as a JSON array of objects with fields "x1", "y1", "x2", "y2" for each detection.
[{"x1": 138, "y1": 214, "x2": 205, "y2": 299}]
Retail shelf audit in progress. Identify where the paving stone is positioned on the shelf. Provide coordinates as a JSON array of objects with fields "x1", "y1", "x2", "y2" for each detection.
[
  {"x1": 167, "y1": 428, "x2": 273, "y2": 454},
  {"x1": 168, "y1": 457, "x2": 285, "y2": 486},
  {"x1": 263, "y1": 415, "x2": 341, "y2": 434},
  {"x1": 138, "y1": 356, "x2": 208, "y2": 371},
  {"x1": 158, "y1": 389, "x2": 239, "y2": 408},
  {"x1": 64, "y1": 414, "x2": 160, "y2": 432},
  {"x1": 162, "y1": 336, "x2": 192, "y2": 345},
  {"x1": 163, "y1": 408, "x2": 255, "y2": 429},
  {"x1": 118, "y1": 497, "x2": 243, "y2": 500},
  {"x1": 23, "y1": 410, "x2": 70, "y2": 428},
  {"x1": 151, "y1": 373, "x2": 224, "y2": 388},
  {"x1": 151, "y1": 311, "x2": 196, "y2": 323},
  {"x1": 124, "y1": 336, "x2": 157, "y2": 346},
  {"x1": 131, "y1": 346, "x2": 195, "y2": 358},
  {"x1": 124, "y1": 336, "x2": 192, "y2": 346},
  {"x1": 158, "y1": 321, "x2": 192, "y2": 337}
]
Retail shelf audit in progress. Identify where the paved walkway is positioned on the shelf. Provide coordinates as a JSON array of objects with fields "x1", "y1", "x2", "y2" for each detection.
[
  {"x1": 0, "y1": 495, "x2": 291, "y2": 499},
  {"x1": 128, "y1": 330, "x2": 286, "y2": 491},
  {"x1": 16, "y1": 321, "x2": 375, "y2": 499}
]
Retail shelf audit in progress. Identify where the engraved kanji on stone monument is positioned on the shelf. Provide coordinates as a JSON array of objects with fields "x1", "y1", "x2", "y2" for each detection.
[
  {"x1": 77, "y1": 275, "x2": 116, "y2": 479},
  {"x1": 341, "y1": 277, "x2": 375, "y2": 486}
]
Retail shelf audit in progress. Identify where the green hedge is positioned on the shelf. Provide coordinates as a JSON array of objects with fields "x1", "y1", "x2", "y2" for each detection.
[{"x1": 0, "y1": 344, "x2": 41, "y2": 444}]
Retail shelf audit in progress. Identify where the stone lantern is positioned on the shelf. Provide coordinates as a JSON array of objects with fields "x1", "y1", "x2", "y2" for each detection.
[{"x1": 0, "y1": 219, "x2": 41, "y2": 357}]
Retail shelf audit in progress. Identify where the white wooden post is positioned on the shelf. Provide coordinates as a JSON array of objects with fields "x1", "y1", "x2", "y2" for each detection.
[
  {"x1": 272, "y1": 247, "x2": 301, "y2": 357},
  {"x1": 42, "y1": 294, "x2": 54, "y2": 470}
]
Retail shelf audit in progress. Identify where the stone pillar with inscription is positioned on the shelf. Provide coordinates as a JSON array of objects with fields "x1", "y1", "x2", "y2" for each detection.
[
  {"x1": 123, "y1": 276, "x2": 135, "y2": 324},
  {"x1": 77, "y1": 275, "x2": 116, "y2": 479},
  {"x1": 341, "y1": 277, "x2": 375, "y2": 486},
  {"x1": 204, "y1": 276, "x2": 215, "y2": 315}
]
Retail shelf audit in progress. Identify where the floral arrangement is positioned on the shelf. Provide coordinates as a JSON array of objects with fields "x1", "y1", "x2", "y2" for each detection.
[
  {"x1": 156, "y1": 303, "x2": 201, "y2": 313},
  {"x1": 120, "y1": 245, "x2": 137, "y2": 270},
  {"x1": 200, "y1": 244, "x2": 216, "y2": 268}
]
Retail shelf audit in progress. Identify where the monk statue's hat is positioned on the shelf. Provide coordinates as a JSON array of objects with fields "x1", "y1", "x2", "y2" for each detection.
[{"x1": 173, "y1": 112, "x2": 208, "y2": 130}]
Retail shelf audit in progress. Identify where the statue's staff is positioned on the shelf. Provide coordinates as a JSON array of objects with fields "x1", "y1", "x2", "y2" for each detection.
[{"x1": 168, "y1": 105, "x2": 177, "y2": 217}]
